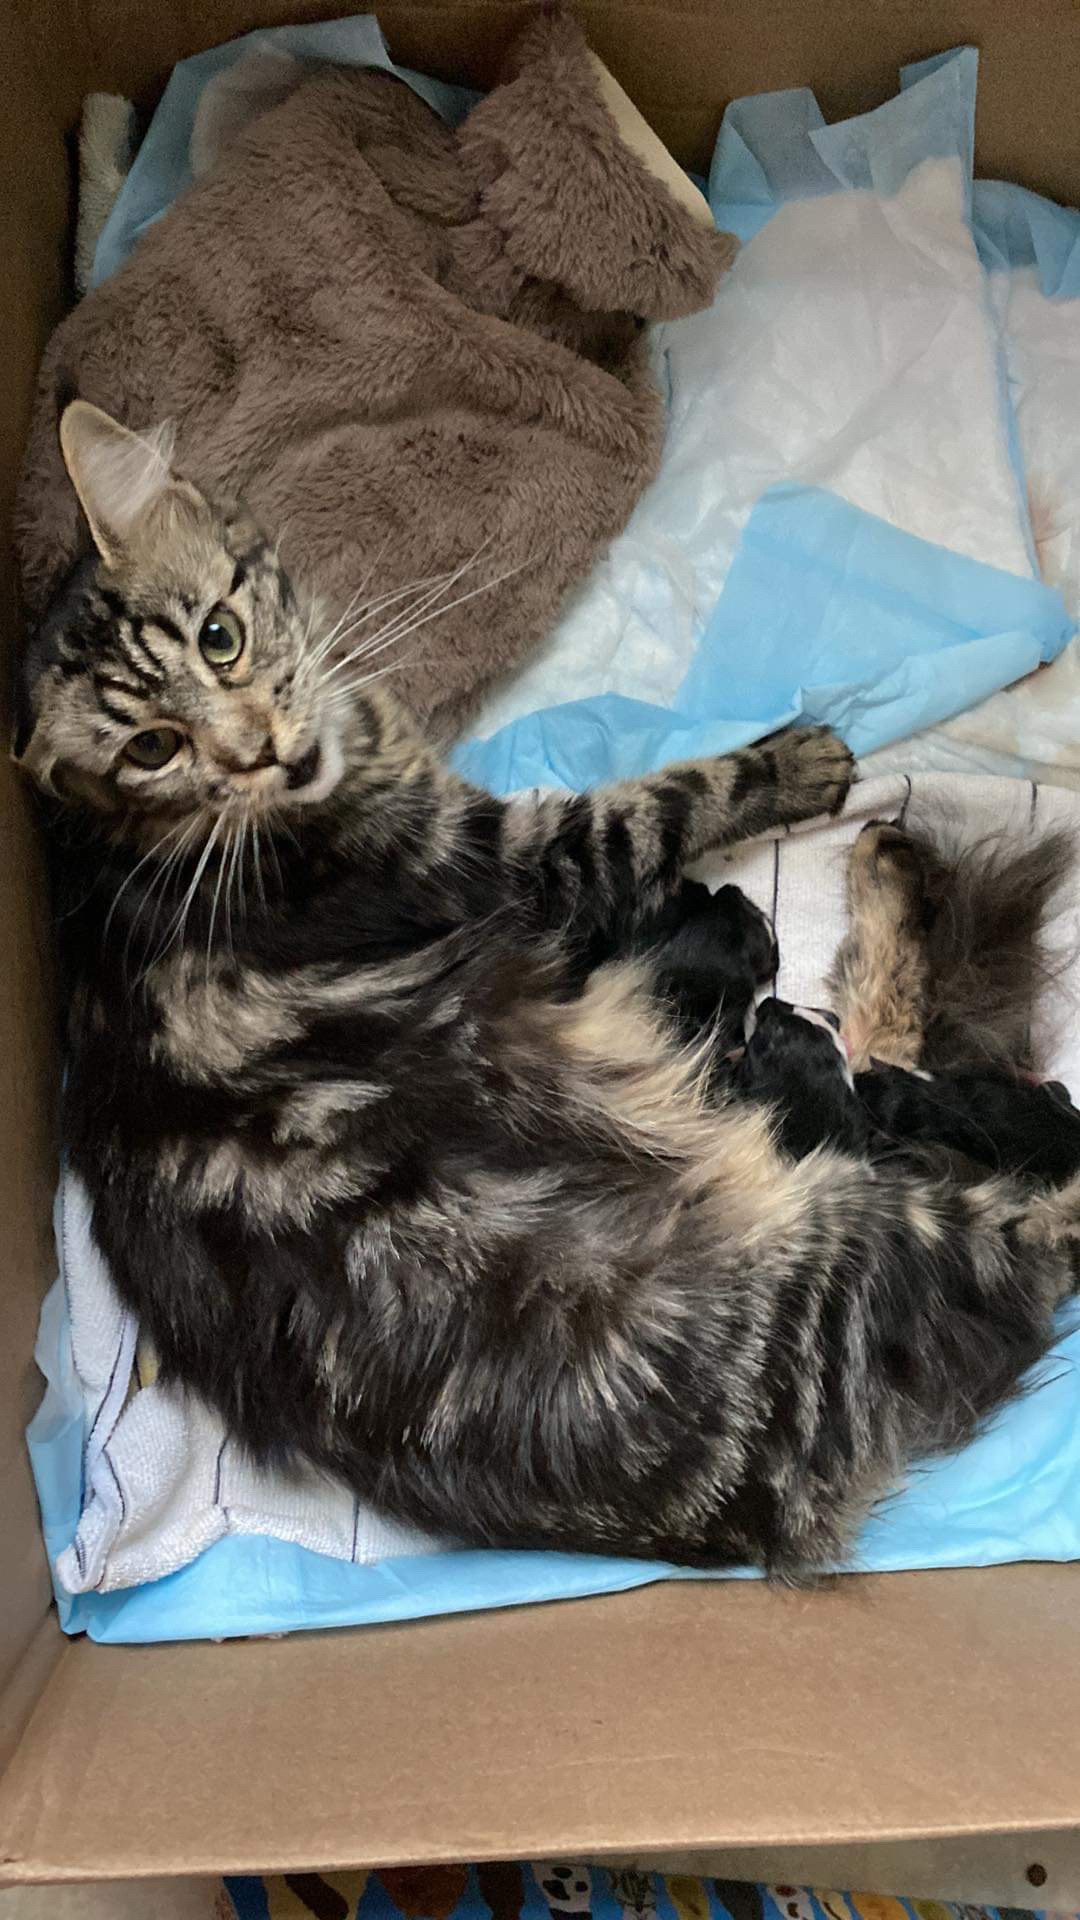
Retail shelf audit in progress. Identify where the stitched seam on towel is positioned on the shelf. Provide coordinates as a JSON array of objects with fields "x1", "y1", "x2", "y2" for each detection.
[
  {"x1": 87, "y1": 1323, "x2": 132, "y2": 1457},
  {"x1": 59, "y1": 1178, "x2": 95, "y2": 1411},
  {"x1": 103, "y1": 1447, "x2": 127, "y2": 1527}
]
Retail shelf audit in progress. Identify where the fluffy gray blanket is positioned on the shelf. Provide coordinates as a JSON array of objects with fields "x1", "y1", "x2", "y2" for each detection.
[{"x1": 18, "y1": 12, "x2": 732, "y2": 736}]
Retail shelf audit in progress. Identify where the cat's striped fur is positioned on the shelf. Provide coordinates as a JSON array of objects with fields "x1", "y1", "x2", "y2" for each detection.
[{"x1": 15, "y1": 401, "x2": 1080, "y2": 1577}]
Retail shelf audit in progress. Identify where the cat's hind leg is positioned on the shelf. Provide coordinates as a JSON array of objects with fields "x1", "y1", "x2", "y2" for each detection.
[{"x1": 831, "y1": 820, "x2": 931, "y2": 1072}]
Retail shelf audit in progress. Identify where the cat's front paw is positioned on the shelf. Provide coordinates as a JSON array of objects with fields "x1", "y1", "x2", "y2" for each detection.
[{"x1": 765, "y1": 725, "x2": 855, "y2": 823}]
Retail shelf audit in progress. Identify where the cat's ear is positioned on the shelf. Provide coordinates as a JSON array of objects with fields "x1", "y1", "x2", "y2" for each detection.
[{"x1": 59, "y1": 400, "x2": 177, "y2": 567}]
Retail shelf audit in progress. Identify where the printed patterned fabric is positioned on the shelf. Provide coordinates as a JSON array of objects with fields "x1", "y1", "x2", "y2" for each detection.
[{"x1": 221, "y1": 1866, "x2": 1077, "y2": 1920}]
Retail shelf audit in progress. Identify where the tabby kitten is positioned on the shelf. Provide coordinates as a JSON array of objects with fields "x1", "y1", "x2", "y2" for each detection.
[{"x1": 15, "y1": 400, "x2": 1080, "y2": 1578}]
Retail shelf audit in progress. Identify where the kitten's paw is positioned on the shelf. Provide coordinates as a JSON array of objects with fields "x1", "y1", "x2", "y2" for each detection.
[
  {"x1": 710, "y1": 884, "x2": 779, "y2": 984},
  {"x1": 766, "y1": 725, "x2": 855, "y2": 823},
  {"x1": 849, "y1": 819, "x2": 927, "y2": 907}
]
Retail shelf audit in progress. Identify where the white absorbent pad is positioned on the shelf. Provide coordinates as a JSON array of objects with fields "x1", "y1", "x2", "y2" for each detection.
[{"x1": 886, "y1": 182, "x2": 1080, "y2": 787}]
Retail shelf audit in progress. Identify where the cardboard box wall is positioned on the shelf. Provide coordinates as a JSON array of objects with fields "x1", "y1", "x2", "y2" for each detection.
[{"x1": 2, "y1": 0, "x2": 1080, "y2": 1894}]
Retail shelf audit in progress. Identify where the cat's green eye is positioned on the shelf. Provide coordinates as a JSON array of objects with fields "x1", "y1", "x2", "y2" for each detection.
[
  {"x1": 124, "y1": 726, "x2": 184, "y2": 770},
  {"x1": 198, "y1": 605, "x2": 245, "y2": 668}
]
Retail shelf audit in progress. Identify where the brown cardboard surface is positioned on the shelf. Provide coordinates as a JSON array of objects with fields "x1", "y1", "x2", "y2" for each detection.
[
  {"x1": 4, "y1": 1568, "x2": 1080, "y2": 1884},
  {"x1": 3, "y1": 0, "x2": 1080, "y2": 1889},
  {"x1": 0, "y1": 12, "x2": 69, "y2": 1717},
  {"x1": 11, "y1": 2, "x2": 1080, "y2": 198},
  {"x1": 0, "y1": 1620, "x2": 62, "y2": 1787}
]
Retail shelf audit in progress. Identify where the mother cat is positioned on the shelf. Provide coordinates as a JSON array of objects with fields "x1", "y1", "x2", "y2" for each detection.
[{"x1": 15, "y1": 401, "x2": 1080, "y2": 1578}]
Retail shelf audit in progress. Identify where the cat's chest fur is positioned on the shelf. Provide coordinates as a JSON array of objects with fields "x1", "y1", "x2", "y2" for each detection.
[{"x1": 63, "y1": 877, "x2": 571, "y2": 1242}]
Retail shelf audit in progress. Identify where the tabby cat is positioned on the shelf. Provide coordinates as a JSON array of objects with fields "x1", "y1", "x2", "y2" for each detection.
[{"x1": 14, "y1": 400, "x2": 1080, "y2": 1578}]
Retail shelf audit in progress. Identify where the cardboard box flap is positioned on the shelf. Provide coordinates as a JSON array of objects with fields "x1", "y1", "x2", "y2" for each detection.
[{"x1": 4, "y1": 1569, "x2": 1080, "y2": 1885}]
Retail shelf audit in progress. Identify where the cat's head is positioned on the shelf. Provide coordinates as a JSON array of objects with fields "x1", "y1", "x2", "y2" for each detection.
[{"x1": 14, "y1": 401, "x2": 347, "y2": 821}]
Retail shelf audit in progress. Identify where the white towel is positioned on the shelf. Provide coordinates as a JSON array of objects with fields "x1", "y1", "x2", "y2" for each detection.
[{"x1": 44, "y1": 772, "x2": 1080, "y2": 1596}]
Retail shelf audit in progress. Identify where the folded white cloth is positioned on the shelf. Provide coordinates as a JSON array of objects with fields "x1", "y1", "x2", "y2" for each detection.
[{"x1": 44, "y1": 772, "x2": 1080, "y2": 1596}]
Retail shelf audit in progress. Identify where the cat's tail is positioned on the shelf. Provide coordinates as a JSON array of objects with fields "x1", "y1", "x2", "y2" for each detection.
[
  {"x1": 903, "y1": 809, "x2": 1076, "y2": 1075},
  {"x1": 829, "y1": 808, "x2": 1076, "y2": 1077}
]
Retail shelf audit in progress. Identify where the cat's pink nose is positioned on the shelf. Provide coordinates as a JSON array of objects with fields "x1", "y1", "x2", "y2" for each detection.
[{"x1": 245, "y1": 737, "x2": 278, "y2": 771}]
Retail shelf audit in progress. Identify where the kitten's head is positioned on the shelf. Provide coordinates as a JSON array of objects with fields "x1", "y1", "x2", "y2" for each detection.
[{"x1": 14, "y1": 401, "x2": 345, "y2": 822}]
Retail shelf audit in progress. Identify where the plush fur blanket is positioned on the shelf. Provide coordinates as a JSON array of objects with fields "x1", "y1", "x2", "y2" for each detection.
[{"x1": 17, "y1": 12, "x2": 732, "y2": 736}]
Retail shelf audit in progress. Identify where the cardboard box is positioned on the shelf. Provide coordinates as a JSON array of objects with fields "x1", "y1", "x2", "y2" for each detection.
[{"x1": 3, "y1": 0, "x2": 1080, "y2": 1896}]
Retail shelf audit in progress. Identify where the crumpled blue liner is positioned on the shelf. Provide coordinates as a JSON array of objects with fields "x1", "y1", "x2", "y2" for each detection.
[
  {"x1": 974, "y1": 179, "x2": 1080, "y2": 298},
  {"x1": 457, "y1": 486, "x2": 1073, "y2": 792},
  {"x1": 683, "y1": 484, "x2": 1073, "y2": 760},
  {"x1": 709, "y1": 45, "x2": 977, "y2": 242}
]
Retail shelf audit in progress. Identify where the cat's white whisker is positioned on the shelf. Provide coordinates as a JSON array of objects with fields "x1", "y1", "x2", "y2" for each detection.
[
  {"x1": 302, "y1": 584, "x2": 373, "y2": 670},
  {"x1": 318, "y1": 529, "x2": 396, "y2": 643},
  {"x1": 121, "y1": 815, "x2": 205, "y2": 977},
  {"x1": 311, "y1": 561, "x2": 429, "y2": 652},
  {"x1": 263, "y1": 817, "x2": 288, "y2": 895},
  {"x1": 146, "y1": 813, "x2": 224, "y2": 977},
  {"x1": 250, "y1": 815, "x2": 270, "y2": 915},
  {"x1": 303, "y1": 572, "x2": 450, "y2": 677},
  {"x1": 315, "y1": 538, "x2": 500, "y2": 687},
  {"x1": 222, "y1": 816, "x2": 250, "y2": 964},
  {"x1": 105, "y1": 815, "x2": 194, "y2": 944},
  {"x1": 270, "y1": 516, "x2": 295, "y2": 567},
  {"x1": 275, "y1": 815, "x2": 302, "y2": 856},
  {"x1": 205, "y1": 821, "x2": 236, "y2": 980},
  {"x1": 320, "y1": 555, "x2": 532, "y2": 700},
  {"x1": 298, "y1": 531, "x2": 402, "y2": 677},
  {"x1": 323, "y1": 657, "x2": 415, "y2": 706},
  {"x1": 302, "y1": 558, "x2": 465, "y2": 682},
  {"x1": 129, "y1": 813, "x2": 207, "y2": 930},
  {"x1": 333, "y1": 546, "x2": 501, "y2": 672}
]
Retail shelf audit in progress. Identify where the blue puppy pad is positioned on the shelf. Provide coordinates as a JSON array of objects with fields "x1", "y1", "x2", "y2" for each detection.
[
  {"x1": 974, "y1": 180, "x2": 1080, "y2": 298},
  {"x1": 457, "y1": 490, "x2": 1072, "y2": 795},
  {"x1": 683, "y1": 486, "x2": 1072, "y2": 762},
  {"x1": 708, "y1": 47, "x2": 977, "y2": 242}
]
